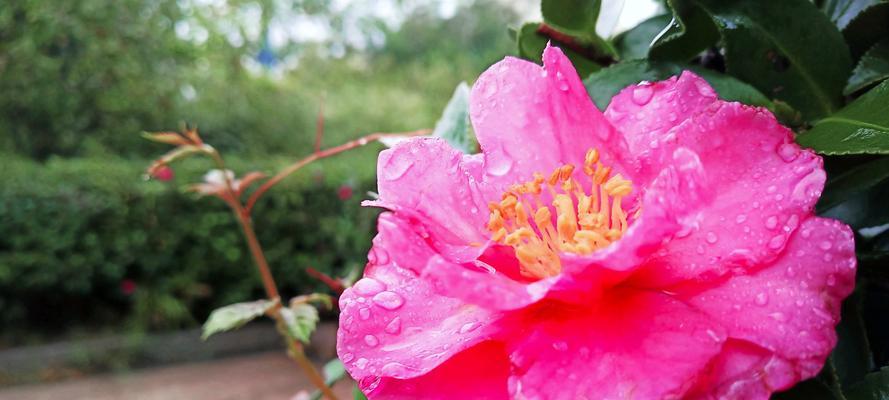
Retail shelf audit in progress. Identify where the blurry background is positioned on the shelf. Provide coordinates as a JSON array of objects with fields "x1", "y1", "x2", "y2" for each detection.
[{"x1": 0, "y1": 0, "x2": 657, "y2": 398}]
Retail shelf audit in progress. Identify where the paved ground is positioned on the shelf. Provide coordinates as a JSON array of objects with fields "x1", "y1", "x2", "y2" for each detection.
[{"x1": 0, "y1": 352, "x2": 354, "y2": 400}]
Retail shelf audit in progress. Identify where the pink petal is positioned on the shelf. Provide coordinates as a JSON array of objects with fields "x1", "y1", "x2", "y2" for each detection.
[
  {"x1": 505, "y1": 290, "x2": 725, "y2": 399},
  {"x1": 630, "y1": 101, "x2": 825, "y2": 286},
  {"x1": 469, "y1": 45, "x2": 631, "y2": 193},
  {"x1": 361, "y1": 341, "x2": 511, "y2": 400},
  {"x1": 338, "y1": 213, "x2": 500, "y2": 384},
  {"x1": 681, "y1": 216, "x2": 856, "y2": 396},
  {"x1": 371, "y1": 137, "x2": 491, "y2": 262},
  {"x1": 604, "y1": 71, "x2": 718, "y2": 184}
]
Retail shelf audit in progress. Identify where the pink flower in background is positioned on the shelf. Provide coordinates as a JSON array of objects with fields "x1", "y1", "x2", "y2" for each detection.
[
  {"x1": 337, "y1": 45, "x2": 856, "y2": 399},
  {"x1": 120, "y1": 279, "x2": 137, "y2": 296},
  {"x1": 338, "y1": 184, "x2": 354, "y2": 201},
  {"x1": 151, "y1": 165, "x2": 174, "y2": 181}
]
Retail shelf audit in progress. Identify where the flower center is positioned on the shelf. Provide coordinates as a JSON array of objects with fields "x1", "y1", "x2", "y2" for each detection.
[{"x1": 486, "y1": 149, "x2": 633, "y2": 279}]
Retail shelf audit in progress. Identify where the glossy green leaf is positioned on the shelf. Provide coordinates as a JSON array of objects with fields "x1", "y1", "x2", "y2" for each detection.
[
  {"x1": 818, "y1": 156, "x2": 889, "y2": 211},
  {"x1": 516, "y1": 22, "x2": 602, "y2": 78},
  {"x1": 846, "y1": 39, "x2": 889, "y2": 95},
  {"x1": 432, "y1": 82, "x2": 476, "y2": 154},
  {"x1": 649, "y1": 0, "x2": 720, "y2": 61},
  {"x1": 583, "y1": 60, "x2": 773, "y2": 110},
  {"x1": 772, "y1": 378, "x2": 839, "y2": 399},
  {"x1": 843, "y1": 2, "x2": 889, "y2": 59},
  {"x1": 822, "y1": 0, "x2": 882, "y2": 29},
  {"x1": 280, "y1": 303, "x2": 319, "y2": 343},
  {"x1": 353, "y1": 387, "x2": 369, "y2": 400},
  {"x1": 845, "y1": 367, "x2": 889, "y2": 400},
  {"x1": 798, "y1": 80, "x2": 889, "y2": 155},
  {"x1": 613, "y1": 14, "x2": 671, "y2": 60},
  {"x1": 541, "y1": 0, "x2": 601, "y2": 36},
  {"x1": 201, "y1": 299, "x2": 275, "y2": 340}
]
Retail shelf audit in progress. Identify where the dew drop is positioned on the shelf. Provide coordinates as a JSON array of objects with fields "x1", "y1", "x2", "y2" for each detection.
[
  {"x1": 765, "y1": 216, "x2": 778, "y2": 230},
  {"x1": 355, "y1": 358, "x2": 369, "y2": 369},
  {"x1": 818, "y1": 241, "x2": 832, "y2": 250},
  {"x1": 354, "y1": 277, "x2": 386, "y2": 296},
  {"x1": 341, "y1": 352, "x2": 355, "y2": 363},
  {"x1": 778, "y1": 143, "x2": 800, "y2": 162},
  {"x1": 459, "y1": 322, "x2": 480, "y2": 334},
  {"x1": 768, "y1": 234, "x2": 785, "y2": 250},
  {"x1": 373, "y1": 291, "x2": 405, "y2": 310},
  {"x1": 364, "y1": 334, "x2": 379, "y2": 347},
  {"x1": 359, "y1": 307, "x2": 371, "y2": 320},
  {"x1": 552, "y1": 341, "x2": 569, "y2": 351},
  {"x1": 487, "y1": 155, "x2": 513, "y2": 177},
  {"x1": 385, "y1": 317, "x2": 402, "y2": 334},
  {"x1": 706, "y1": 232, "x2": 718, "y2": 244},
  {"x1": 769, "y1": 312, "x2": 787, "y2": 322},
  {"x1": 381, "y1": 362, "x2": 417, "y2": 378},
  {"x1": 735, "y1": 214, "x2": 747, "y2": 224},
  {"x1": 375, "y1": 249, "x2": 390, "y2": 265},
  {"x1": 631, "y1": 83, "x2": 654, "y2": 105},
  {"x1": 755, "y1": 292, "x2": 769, "y2": 306}
]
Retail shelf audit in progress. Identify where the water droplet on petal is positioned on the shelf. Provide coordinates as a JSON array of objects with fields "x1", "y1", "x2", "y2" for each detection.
[
  {"x1": 373, "y1": 291, "x2": 405, "y2": 310},
  {"x1": 341, "y1": 352, "x2": 355, "y2": 363},
  {"x1": 769, "y1": 312, "x2": 786, "y2": 322},
  {"x1": 381, "y1": 362, "x2": 417, "y2": 378},
  {"x1": 552, "y1": 341, "x2": 568, "y2": 351},
  {"x1": 459, "y1": 322, "x2": 479, "y2": 334},
  {"x1": 765, "y1": 216, "x2": 778, "y2": 230},
  {"x1": 355, "y1": 358, "x2": 369, "y2": 369},
  {"x1": 487, "y1": 154, "x2": 513, "y2": 177},
  {"x1": 778, "y1": 143, "x2": 800, "y2": 162},
  {"x1": 819, "y1": 241, "x2": 832, "y2": 250},
  {"x1": 735, "y1": 214, "x2": 747, "y2": 224},
  {"x1": 706, "y1": 232, "x2": 718, "y2": 244},
  {"x1": 385, "y1": 317, "x2": 402, "y2": 334},
  {"x1": 354, "y1": 277, "x2": 386, "y2": 296},
  {"x1": 768, "y1": 234, "x2": 785, "y2": 249},
  {"x1": 364, "y1": 334, "x2": 379, "y2": 347},
  {"x1": 631, "y1": 83, "x2": 654, "y2": 105},
  {"x1": 359, "y1": 307, "x2": 371, "y2": 320},
  {"x1": 755, "y1": 292, "x2": 769, "y2": 306}
]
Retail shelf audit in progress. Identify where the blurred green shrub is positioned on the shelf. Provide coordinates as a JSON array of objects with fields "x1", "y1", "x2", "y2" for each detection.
[{"x1": 0, "y1": 152, "x2": 378, "y2": 342}]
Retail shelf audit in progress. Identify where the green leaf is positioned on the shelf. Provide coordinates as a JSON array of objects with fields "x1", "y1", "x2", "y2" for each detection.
[
  {"x1": 583, "y1": 60, "x2": 773, "y2": 111},
  {"x1": 818, "y1": 156, "x2": 889, "y2": 211},
  {"x1": 845, "y1": 367, "x2": 889, "y2": 400},
  {"x1": 279, "y1": 303, "x2": 319, "y2": 343},
  {"x1": 353, "y1": 386, "x2": 369, "y2": 400},
  {"x1": 797, "y1": 80, "x2": 889, "y2": 155},
  {"x1": 613, "y1": 14, "x2": 672, "y2": 60},
  {"x1": 846, "y1": 39, "x2": 889, "y2": 95},
  {"x1": 652, "y1": 0, "x2": 853, "y2": 119},
  {"x1": 201, "y1": 299, "x2": 276, "y2": 340},
  {"x1": 771, "y1": 378, "x2": 839, "y2": 399},
  {"x1": 649, "y1": 0, "x2": 720, "y2": 61},
  {"x1": 541, "y1": 0, "x2": 601, "y2": 36},
  {"x1": 843, "y1": 2, "x2": 889, "y2": 60},
  {"x1": 822, "y1": 0, "x2": 882, "y2": 29},
  {"x1": 431, "y1": 82, "x2": 476, "y2": 154},
  {"x1": 832, "y1": 290, "x2": 875, "y2": 389},
  {"x1": 515, "y1": 22, "x2": 602, "y2": 78}
]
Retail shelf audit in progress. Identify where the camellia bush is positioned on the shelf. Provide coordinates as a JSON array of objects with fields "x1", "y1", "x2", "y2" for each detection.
[{"x1": 144, "y1": 0, "x2": 889, "y2": 399}]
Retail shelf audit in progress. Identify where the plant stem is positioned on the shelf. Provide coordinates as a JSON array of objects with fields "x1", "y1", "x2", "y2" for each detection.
[{"x1": 209, "y1": 149, "x2": 339, "y2": 400}]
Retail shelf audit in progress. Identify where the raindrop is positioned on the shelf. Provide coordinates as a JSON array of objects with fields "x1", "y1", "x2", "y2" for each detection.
[
  {"x1": 459, "y1": 322, "x2": 480, "y2": 334},
  {"x1": 385, "y1": 317, "x2": 402, "y2": 334},
  {"x1": 735, "y1": 214, "x2": 747, "y2": 224},
  {"x1": 755, "y1": 292, "x2": 769, "y2": 306},
  {"x1": 552, "y1": 341, "x2": 568, "y2": 351},
  {"x1": 487, "y1": 155, "x2": 513, "y2": 177},
  {"x1": 354, "y1": 278, "x2": 386, "y2": 296},
  {"x1": 364, "y1": 334, "x2": 379, "y2": 347},
  {"x1": 373, "y1": 291, "x2": 405, "y2": 310},
  {"x1": 778, "y1": 143, "x2": 800, "y2": 162},
  {"x1": 359, "y1": 307, "x2": 371, "y2": 320},
  {"x1": 632, "y1": 83, "x2": 654, "y2": 105},
  {"x1": 768, "y1": 234, "x2": 785, "y2": 249},
  {"x1": 818, "y1": 241, "x2": 832, "y2": 250},
  {"x1": 355, "y1": 358, "x2": 369, "y2": 369},
  {"x1": 382, "y1": 362, "x2": 416, "y2": 378},
  {"x1": 706, "y1": 232, "x2": 718, "y2": 244},
  {"x1": 765, "y1": 216, "x2": 778, "y2": 230},
  {"x1": 341, "y1": 353, "x2": 355, "y2": 363},
  {"x1": 382, "y1": 157, "x2": 414, "y2": 181}
]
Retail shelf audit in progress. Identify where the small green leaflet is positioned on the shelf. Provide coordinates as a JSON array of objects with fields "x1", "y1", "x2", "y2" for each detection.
[
  {"x1": 280, "y1": 302, "x2": 320, "y2": 343},
  {"x1": 432, "y1": 82, "x2": 477, "y2": 154},
  {"x1": 201, "y1": 299, "x2": 276, "y2": 340},
  {"x1": 845, "y1": 39, "x2": 889, "y2": 95}
]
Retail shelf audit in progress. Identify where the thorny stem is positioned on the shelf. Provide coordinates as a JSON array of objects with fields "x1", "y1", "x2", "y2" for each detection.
[
  {"x1": 208, "y1": 148, "x2": 338, "y2": 400},
  {"x1": 245, "y1": 129, "x2": 430, "y2": 213}
]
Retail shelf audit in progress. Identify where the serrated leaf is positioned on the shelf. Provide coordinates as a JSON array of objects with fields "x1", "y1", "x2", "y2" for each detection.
[
  {"x1": 843, "y1": 2, "x2": 889, "y2": 60},
  {"x1": 280, "y1": 303, "x2": 319, "y2": 343},
  {"x1": 649, "y1": 0, "x2": 720, "y2": 61},
  {"x1": 846, "y1": 39, "x2": 889, "y2": 95},
  {"x1": 202, "y1": 299, "x2": 276, "y2": 340},
  {"x1": 652, "y1": 0, "x2": 853, "y2": 119},
  {"x1": 431, "y1": 82, "x2": 476, "y2": 154},
  {"x1": 818, "y1": 156, "x2": 889, "y2": 211},
  {"x1": 845, "y1": 367, "x2": 889, "y2": 400},
  {"x1": 613, "y1": 14, "x2": 671, "y2": 60},
  {"x1": 516, "y1": 22, "x2": 603, "y2": 78},
  {"x1": 822, "y1": 0, "x2": 882, "y2": 29},
  {"x1": 541, "y1": 0, "x2": 601, "y2": 36},
  {"x1": 772, "y1": 378, "x2": 839, "y2": 399},
  {"x1": 797, "y1": 80, "x2": 889, "y2": 155},
  {"x1": 583, "y1": 60, "x2": 773, "y2": 110}
]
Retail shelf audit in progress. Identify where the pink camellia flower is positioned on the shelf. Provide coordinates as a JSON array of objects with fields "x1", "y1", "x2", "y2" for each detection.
[
  {"x1": 337, "y1": 45, "x2": 856, "y2": 399},
  {"x1": 151, "y1": 165, "x2": 175, "y2": 181},
  {"x1": 338, "y1": 184, "x2": 355, "y2": 201}
]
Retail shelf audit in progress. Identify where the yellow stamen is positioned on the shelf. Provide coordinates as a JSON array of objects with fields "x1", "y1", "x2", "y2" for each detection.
[{"x1": 487, "y1": 148, "x2": 634, "y2": 279}]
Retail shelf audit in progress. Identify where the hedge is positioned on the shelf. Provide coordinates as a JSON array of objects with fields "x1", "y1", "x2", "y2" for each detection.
[{"x1": 0, "y1": 150, "x2": 380, "y2": 343}]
